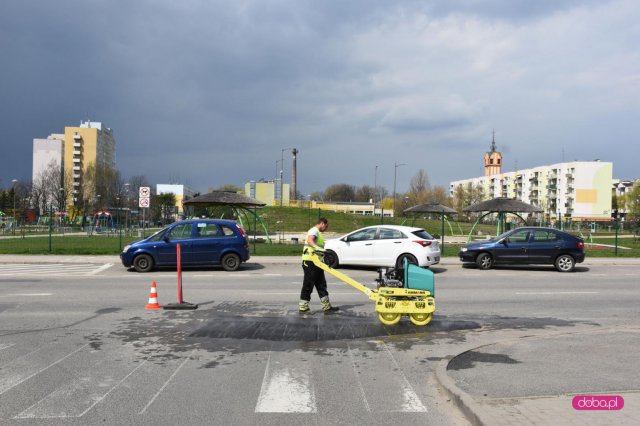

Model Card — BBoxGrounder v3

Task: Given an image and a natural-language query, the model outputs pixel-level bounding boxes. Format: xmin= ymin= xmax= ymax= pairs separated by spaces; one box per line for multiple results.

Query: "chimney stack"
xmin=292 ymin=148 xmax=298 ymax=200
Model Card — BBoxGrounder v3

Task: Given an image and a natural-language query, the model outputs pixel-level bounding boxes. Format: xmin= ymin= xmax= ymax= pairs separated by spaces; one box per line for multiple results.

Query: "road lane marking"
xmin=347 ymin=344 xmax=371 ymax=412
xmin=87 ymin=263 xmax=113 ymax=275
xmin=255 ymin=351 xmax=317 ymax=413
xmin=264 ymin=274 xmax=283 ymax=276
xmin=380 ymin=342 xmax=427 ymax=412
xmin=76 ymin=360 xmax=148 ymax=417
xmin=139 ymin=349 xmax=195 ymax=414
xmin=3 ymin=293 xmax=53 ymax=297
xmin=0 ymin=344 xmax=89 ymax=396
xmin=14 ymin=354 xmax=150 ymax=419
xmin=516 ymin=291 xmax=599 ymax=295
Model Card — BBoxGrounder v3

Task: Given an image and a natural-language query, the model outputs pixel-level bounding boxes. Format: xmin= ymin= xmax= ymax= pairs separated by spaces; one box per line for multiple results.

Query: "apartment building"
xmin=450 ymin=160 xmax=613 ymax=221
xmin=63 ymin=121 xmax=116 ymax=206
xmin=32 ymin=133 xmax=64 ymax=181
xmin=245 ymin=180 xmax=290 ymax=206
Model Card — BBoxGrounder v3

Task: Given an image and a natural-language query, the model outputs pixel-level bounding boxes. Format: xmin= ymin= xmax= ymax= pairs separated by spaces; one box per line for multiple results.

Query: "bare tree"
xmin=324 ymin=184 xmax=356 ymax=202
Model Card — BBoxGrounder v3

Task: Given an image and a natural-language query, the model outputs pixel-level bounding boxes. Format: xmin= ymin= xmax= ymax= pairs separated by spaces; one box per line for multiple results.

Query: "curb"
xmin=433 ymin=326 xmax=640 ymax=426
xmin=435 ymin=351 xmax=492 ymax=426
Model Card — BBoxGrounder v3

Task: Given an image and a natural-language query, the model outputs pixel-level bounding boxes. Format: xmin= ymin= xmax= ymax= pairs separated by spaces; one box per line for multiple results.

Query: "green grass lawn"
xmin=1 ymin=207 xmax=638 ymax=257
xmin=3 ymin=236 xmax=636 ymax=257
xmin=241 ymin=206 xmax=496 ymax=237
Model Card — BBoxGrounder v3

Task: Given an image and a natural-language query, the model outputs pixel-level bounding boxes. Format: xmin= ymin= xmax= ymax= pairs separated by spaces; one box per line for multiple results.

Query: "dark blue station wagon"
xmin=459 ymin=227 xmax=585 ymax=272
xmin=121 ymin=219 xmax=250 ymax=272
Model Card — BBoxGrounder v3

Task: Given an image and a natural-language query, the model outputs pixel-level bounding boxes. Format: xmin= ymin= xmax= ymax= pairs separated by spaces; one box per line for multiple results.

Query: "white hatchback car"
xmin=324 ymin=225 xmax=440 ymax=268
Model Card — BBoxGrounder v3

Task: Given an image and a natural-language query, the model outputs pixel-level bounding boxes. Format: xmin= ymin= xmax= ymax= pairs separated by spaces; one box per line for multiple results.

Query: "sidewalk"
xmin=0 ymin=254 xmax=640 ymax=267
xmin=436 ymin=327 xmax=640 ymax=425
xmin=0 ymin=254 xmax=639 ymax=266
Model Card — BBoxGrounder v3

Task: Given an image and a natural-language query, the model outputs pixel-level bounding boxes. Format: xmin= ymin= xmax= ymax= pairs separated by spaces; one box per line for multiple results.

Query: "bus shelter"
xmin=183 ymin=191 xmax=269 ymax=242
xmin=463 ymin=197 xmax=542 ymax=240
xmin=404 ymin=203 xmax=457 ymax=253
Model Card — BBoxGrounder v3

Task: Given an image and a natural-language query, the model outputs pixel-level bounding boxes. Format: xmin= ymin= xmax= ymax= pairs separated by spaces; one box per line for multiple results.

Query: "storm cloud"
xmin=1 ymin=0 xmax=638 ymax=194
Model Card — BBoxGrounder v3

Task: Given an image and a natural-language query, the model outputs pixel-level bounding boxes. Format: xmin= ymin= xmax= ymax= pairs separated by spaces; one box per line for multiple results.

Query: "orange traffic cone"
xmin=145 ymin=281 xmax=161 ymax=310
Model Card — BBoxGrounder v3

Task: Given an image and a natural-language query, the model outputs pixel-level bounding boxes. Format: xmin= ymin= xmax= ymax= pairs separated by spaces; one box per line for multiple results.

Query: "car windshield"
xmin=487 ymin=229 xmax=515 ymax=242
xmin=412 ymin=229 xmax=434 ymax=240
xmin=146 ymin=228 xmax=168 ymax=242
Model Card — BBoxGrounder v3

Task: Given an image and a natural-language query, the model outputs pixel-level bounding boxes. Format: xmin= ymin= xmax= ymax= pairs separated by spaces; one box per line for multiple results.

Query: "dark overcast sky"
xmin=1 ymin=0 xmax=638 ymax=194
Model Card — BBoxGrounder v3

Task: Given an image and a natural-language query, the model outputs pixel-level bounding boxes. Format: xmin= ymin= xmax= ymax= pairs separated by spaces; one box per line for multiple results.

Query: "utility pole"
xmin=374 ymin=165 xmax=378 ymax=209
xmin=11 ymin=179 xmax=18 ymax=235
xmin=393 ymin=163 xmax=406 ymax=217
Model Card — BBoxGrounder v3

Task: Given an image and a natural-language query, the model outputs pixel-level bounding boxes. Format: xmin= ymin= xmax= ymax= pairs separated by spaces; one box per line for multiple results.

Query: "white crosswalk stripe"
xmin=0 ymin=263 xmax=113 ymax=277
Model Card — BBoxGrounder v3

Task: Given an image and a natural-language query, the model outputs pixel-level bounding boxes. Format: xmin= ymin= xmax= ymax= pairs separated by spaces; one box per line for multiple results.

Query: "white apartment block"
xmin=450 ymin=161 xmax=613 ymax=221
xmin=32 ymin=134 xmax=64 ymax=183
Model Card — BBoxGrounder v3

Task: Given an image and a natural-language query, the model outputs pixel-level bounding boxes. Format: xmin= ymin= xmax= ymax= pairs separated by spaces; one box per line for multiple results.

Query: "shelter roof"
xmin=463 ymin=197 xmax=543 ymax=213
xmin=404 ymin=203 xmax=457 ymax=214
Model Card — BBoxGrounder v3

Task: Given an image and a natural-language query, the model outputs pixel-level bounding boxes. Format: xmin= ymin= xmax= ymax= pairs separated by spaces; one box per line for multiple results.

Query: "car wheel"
xmin=555 ymin=254 xmax=575 ymax=272
xmin=133 ymin=254 xmax=153 ymax=273
xmin=476 ymin=253 xmax=493 ymax=270
xmin=396 ymin=254 xmax=418 ymax=269
xmin=324 ymin=250 xmax=339 ymax=268
xmin=221 ymin=253 xmax=241 ymax=271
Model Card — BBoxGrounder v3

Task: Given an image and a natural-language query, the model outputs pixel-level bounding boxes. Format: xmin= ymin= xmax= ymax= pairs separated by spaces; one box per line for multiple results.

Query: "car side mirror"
xmin=162 ymin=235 xmax=170 ymax=242
xmin=500 ymin=239 xmax=507 ymax=245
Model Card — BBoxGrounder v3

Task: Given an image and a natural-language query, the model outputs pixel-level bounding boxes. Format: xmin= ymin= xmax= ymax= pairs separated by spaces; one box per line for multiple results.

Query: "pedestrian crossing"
xmin=0 ymin=263 xmax=113 ymax=277
xmin=0 ymin=338 xmax=433 ymax=421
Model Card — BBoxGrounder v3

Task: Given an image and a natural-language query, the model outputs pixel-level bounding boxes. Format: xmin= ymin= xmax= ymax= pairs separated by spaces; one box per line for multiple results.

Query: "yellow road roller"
xmin=310 ymin=251 xmax=436 ymax=326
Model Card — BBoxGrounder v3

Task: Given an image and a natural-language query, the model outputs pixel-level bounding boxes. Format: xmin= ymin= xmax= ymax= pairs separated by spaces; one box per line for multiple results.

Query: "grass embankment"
xmin=0 ymin=207 xmax=637 ymax=257
xmin=244 ymin=206 xmax=495 ymax=236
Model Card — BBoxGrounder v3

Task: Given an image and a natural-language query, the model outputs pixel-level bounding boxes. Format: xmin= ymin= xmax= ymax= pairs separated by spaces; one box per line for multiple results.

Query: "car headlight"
xmin=123 ymin=245 xmax=131 ymax=253
xmin=461 ymin=247 xmax=468 ymax=252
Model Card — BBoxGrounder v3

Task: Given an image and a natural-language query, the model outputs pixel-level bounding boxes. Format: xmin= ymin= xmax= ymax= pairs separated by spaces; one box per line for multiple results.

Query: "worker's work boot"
xmin=299 ymin=301 xmax=312 ymax=314
xmin=320 ymin=297 xmax=339 ymax=314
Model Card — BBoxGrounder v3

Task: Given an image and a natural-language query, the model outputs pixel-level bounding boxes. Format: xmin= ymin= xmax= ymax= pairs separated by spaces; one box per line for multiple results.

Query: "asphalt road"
xmin=0 ymin=259 xmax=638 ymax=425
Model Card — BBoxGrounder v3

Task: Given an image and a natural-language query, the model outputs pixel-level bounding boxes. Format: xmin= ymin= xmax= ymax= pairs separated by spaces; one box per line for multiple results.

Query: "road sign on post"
xmin=139 ymin=187 xmax=151 ymax=237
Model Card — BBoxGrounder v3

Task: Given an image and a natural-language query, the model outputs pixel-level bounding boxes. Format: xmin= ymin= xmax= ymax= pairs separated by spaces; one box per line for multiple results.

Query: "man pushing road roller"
xmin=299 ymin=218 xmax=340 ymax=314
xmin=298 ymin=218 xmax=436 ymax=326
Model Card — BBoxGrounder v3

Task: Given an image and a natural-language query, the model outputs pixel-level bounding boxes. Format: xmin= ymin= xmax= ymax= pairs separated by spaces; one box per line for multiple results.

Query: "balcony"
xmin=73 ymin=133 xmax=81 ymax=140
xmin=73 ymin=166 xmax=81 ymax=171
xmin=73 ymin=174 xmax=81 ymax=179
xmin=73 ymin=182 xmax=80 ymax=187
xmin=73 ymin=159 xmax=81 ymax=163
xmin=73 ymin=150 xmax=81 ymax=155
xmin=73 ymin=142 xmax=81 ymax=148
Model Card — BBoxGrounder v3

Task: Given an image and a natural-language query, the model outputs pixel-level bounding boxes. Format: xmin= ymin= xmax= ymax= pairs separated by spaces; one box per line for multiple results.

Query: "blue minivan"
xmin=121 ymin=219 xmax=250 ymax=272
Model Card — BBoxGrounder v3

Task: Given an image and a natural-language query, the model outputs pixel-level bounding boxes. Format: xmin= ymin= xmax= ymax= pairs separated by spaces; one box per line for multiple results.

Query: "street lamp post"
xmin=59 ymin=188 xmax=64 ymax=234
xmin=124 ymin=183 xmax=130 ymax=233
xmin=116 ymin=196 xmax=122 ymax=251
xmin=614 ymin=209 xmax=619 ymax=256
xmin=374 ymin=165 xmax=378 ymax=212
xmin=11 ymin=179 xmax=18 ymax=235
xmin=393 ymin=163 xmax=406 ymax=218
